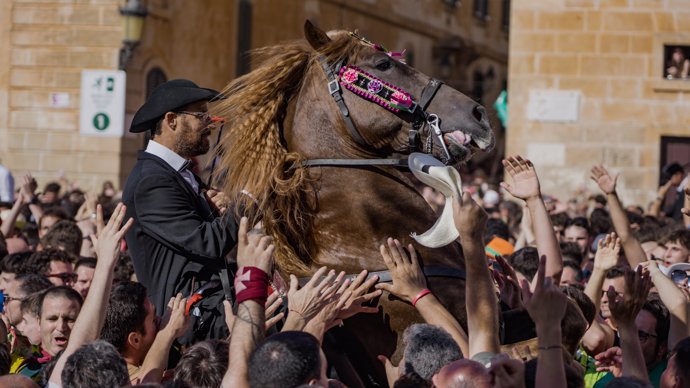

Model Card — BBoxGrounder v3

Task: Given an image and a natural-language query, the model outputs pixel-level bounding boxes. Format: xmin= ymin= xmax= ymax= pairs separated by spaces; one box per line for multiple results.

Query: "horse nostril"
xmin=472 ymin=105 xmax=485 ymax=122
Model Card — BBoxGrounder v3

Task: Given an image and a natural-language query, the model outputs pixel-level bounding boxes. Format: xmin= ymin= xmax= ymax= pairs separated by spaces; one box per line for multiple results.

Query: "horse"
xmin=214 ymin=21 xmax=495 ymax=387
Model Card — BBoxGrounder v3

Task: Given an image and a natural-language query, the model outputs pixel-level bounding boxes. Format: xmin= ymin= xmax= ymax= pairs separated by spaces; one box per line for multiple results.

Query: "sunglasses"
xmin=47 ymin=272 xmax=78 ymax=284
xmin=671 ymin=269 xmax=690 ymax=286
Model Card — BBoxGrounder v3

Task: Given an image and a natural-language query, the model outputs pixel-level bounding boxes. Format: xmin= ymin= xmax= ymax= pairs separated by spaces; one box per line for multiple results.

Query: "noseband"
xmin=301 ymin=55 xmax=448 ymax=169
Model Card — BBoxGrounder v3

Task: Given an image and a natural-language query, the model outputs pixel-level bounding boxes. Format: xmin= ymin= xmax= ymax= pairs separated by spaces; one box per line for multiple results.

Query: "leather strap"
xmin=298 ymin=265 xmax=466 ymax=287
xmin=302 ymin=158 xmax=409 ymax=168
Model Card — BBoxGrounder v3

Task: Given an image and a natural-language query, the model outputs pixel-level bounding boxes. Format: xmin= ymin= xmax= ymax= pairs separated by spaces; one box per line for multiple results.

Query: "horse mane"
xmin=214 ymin=31 xmax=363 ymax=275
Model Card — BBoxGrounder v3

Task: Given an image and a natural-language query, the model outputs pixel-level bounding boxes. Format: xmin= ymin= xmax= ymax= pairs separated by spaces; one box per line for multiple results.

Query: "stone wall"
xmin=507 ymin=0 xmax=690 ymax=207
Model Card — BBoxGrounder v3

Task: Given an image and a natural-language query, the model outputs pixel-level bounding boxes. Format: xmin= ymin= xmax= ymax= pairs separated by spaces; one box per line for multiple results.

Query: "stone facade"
xmin=508 ymin=0 xmax=690 ymax=207
xmin=0 ymin=0 xmax=508 ymax=193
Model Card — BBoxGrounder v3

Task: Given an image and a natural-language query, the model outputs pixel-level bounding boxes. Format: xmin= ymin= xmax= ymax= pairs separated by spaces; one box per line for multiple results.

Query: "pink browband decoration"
xmin=338 ymin=65 xmax=417 ymax=114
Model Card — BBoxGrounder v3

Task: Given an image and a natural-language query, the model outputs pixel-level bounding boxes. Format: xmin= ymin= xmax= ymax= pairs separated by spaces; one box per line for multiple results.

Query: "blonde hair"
xmin=213 ymin=33 xmax=364 ymax=275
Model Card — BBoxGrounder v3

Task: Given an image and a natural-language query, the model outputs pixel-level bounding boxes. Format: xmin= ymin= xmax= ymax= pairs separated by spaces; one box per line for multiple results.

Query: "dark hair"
xmin=561 ymin=298 xmax=589 ymax=355
xmin=402 ymin=324 xmax=462 ymax=382
xmin=605 ymin=265 xmax=626 ymax=280
xmin=248 ymin=331 xmax=322 ymax=388
xmin=100 ymin=281 xmax=149 ymax=352
xmin=642 ymin=295 xmax=670 ymax=347
xmin=635 ymin=218 xmax=661 ymax=244
xmin=604 ymin=376 xmax=653 ymax=388
xmin=114 ymin=252 xmax=135 ymax=283
xmin=561 ymin=285 xmax=596 ymax=326
xmin=561 ymin=242 xmax=584 ymax=266
xmin=173 ymin=340 xmax=229 ymax=388
xmin=16 ymin=274 xmax=53 ymax=296
xmin=663 ymin=229 xmax=690 ymax=251
xmin=565 ymin=217 xmax=591 ymax=236
xmin=61 ymin=341 xmax=129 ymax=388
xmin=485 ymin=218 xmax=511 ymax=243
xmin=393 ymin=372 xmax=432 ymax=388
xmin=0 ymin=252 xmax=32 ymax=274
xmin=591 ymin=194 xmax=607 ymax=206
xmin=550 ymin=212 xmax=571 ymax=229
xmin=21 ymin=291 xmax=46 ymax=317
xmin=38 ymin=207 xmax=69 ymax=229
xmin=590 ymin=208 xmax=613 ymax=236
xmin=75 ymin=257 xmax=97 ymax=270
xmin=43 ymin=182 xmax=61 ymax=194
xmin=562 ymin=261 xmax=584 ymax=284
xmin=663 ymin=162 xmax=684 ymax=178
xmin=26 ymin=248 xmax=75 ymax=276
xmin=0 ymin=342 xmax=9 ymax=376
xmin=40 ymin=220 xmax=82 ymax=256
xmin=38 ymin=286 xmax=83 ymax=317
xmin=671 ymin=337 xmax=690 ymax=384
xmin=524 ymin=358 xmax=584 ymax=388
xmin=626 ymin=211 xmax=644 ymax=228
xmin=509 ymin=247 xmax=540 ymax=281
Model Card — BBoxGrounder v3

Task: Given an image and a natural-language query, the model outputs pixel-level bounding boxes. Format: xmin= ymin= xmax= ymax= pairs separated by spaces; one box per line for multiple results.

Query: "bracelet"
xmin=412 ymin=289 xmax=432 ymax=306
xmin=234 ymin=266 xmax=269 ymax=305
xmin=537 ymin=344 xmax=563 ymax=351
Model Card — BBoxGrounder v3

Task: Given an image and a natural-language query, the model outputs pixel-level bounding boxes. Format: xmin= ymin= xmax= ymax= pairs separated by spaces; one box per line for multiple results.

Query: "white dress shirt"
xmin=145 ymin=140 xmax=199 ymax=194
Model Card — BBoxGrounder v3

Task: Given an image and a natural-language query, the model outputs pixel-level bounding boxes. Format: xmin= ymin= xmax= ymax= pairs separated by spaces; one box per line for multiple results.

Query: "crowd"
xmin=0 ymin=78 xmax=689 ymax=388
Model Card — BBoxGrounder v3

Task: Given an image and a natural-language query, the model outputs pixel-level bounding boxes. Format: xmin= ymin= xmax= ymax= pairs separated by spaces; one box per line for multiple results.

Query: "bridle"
xmin=300 ymin=50 xmax=450 ymax=169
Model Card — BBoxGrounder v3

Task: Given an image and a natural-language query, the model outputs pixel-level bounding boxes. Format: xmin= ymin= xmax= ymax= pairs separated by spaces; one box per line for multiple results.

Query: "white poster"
xmin=80 ymin=70 xmax=126 ymax=137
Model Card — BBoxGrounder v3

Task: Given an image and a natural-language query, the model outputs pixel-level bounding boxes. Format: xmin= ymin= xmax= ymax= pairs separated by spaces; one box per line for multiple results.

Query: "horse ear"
xmin=304 ymin=20 xmax=331 ymax=51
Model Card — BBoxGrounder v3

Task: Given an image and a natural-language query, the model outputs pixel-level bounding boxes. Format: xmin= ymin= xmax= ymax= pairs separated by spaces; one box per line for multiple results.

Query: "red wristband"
xmin=412 ymin=289 xmax=432 ymax=306
xmin=235 ymin=266 xmax=269 ymax=305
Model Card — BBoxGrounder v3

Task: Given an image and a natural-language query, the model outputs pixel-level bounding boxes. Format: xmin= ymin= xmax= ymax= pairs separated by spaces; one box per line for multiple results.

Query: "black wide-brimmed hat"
xmin=129 ymin=79 xmax=225 ymax=133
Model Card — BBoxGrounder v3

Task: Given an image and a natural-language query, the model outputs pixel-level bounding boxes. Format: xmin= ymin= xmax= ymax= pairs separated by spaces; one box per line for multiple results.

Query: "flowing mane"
xmin=213 ymin=32 xmax=363 ymax=275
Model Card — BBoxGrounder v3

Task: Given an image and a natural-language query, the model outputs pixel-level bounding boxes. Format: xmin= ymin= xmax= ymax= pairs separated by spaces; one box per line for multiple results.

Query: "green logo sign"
xmin=93 ymin=113 xmax=110 ymax=131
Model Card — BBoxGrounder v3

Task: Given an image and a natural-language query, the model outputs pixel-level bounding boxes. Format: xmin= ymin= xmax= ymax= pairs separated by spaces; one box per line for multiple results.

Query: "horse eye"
xmin=375 ymin=60 xmax=392 ymax=71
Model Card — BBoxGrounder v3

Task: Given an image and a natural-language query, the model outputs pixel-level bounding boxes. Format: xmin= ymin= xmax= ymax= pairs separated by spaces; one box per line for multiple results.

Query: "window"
xmin=145 ymin=68 xmax=167 ymax=100
xmin=659 ymin=136 xmax=690 ymax=185
xmin=502 ymin=0 xmax=510 ymax=31
xmin=474 ymin=0 xmax=489 ymax=21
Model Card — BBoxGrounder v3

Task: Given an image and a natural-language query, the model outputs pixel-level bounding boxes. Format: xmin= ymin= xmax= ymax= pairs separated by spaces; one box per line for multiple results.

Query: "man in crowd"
xmin=25 ymin=249 xmax=76 ymax=287
xmin=72 ymin=257 xmax=96 ymax=299
xmin=123 ymin=79 xmax=237 ymax=343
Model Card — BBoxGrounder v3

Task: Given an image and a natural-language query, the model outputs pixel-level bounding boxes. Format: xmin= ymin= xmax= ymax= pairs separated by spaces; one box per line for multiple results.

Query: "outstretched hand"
xmin=237 ymin=217 xmax=274 ymax=274
xmin=335 ymin=270 xmax=382 ymax=321
xmin=521 ymin=256 xmax=568 ymax=327
xmin=607 ymin=266 xmax=651 ymax=327
xmin=594 ymin=346 xmax=623 ymax=377
xmin=452 ymin=191 xmax=488 ymax=240
xmin=590 ymin=165 xmax=618 ymax=195
xmin=501 ymin=155 xmax=541 ymax=201
xmin=287 ymin=267 xmax=346 ymax=325
xmin=92 ymin=203 xmax=133 ymax=264
xmin=593 ymin=233 xmax=621 ymax=272
xmin=375 ymin=238 xmax=426 ymax=304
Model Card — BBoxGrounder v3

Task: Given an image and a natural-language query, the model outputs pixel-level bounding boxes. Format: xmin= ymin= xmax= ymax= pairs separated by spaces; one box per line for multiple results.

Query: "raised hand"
xmin=501 ymin=155 xmax=541 ymax=201
xmin=493 ymin=255 xmax=523 ymax=310
xmin=590 ymin=164 xmax=618 ymax=195
xmin=520 ymin=256 xmax=568 ymax=327
xmin=607 ymin=266 xmax=651 ymax=327
xmin=237 ymin=217 xmax=274 ymax=273
xmin=452 ymin=191 xmax=488 ymax=240
xmin=20 ymin=173 xmax=38 ymax=199
xmin=264 ymin=292 xmax=285 ymax=330
xmin=335 ymin=270 xmax=382 ymax=321
xmin=594 ymin=346 xmax=623 ymax=377
xmin=205 ymin=189 xmax=229 ymax=215
xmin=93 ymin=203 xmax=133 ymax=263
xmin=287 ymin=267 xmax=346 ymax=325
xmin=374 ymin=238 xmax=427 ymax=303
xmin=593 ymin=233 xmax=621 ymax=272
xmin=682 ymin=186 xmax=690 ymax=217
xmin=160 ymin=293 xmax=190 ymax=339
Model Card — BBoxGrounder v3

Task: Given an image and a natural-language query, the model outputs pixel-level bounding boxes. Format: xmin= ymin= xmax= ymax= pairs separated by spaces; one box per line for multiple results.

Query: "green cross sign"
xmin=92 ymin=113 xmax=110 ymax=131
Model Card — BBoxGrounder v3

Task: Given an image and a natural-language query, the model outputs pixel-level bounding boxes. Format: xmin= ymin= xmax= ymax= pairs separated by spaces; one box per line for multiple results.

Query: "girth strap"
xmin=298 ymin=265 xmax=466 ymax=287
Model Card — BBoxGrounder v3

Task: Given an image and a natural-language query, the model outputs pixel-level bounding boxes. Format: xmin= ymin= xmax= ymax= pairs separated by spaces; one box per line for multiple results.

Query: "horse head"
xmin=291 ymin=21 xmax=495 ymax=165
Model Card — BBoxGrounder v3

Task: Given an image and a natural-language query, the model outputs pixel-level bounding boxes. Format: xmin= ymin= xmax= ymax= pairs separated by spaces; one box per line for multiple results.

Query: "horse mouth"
xmin=440 ymin=129 xmax=490 ymax=163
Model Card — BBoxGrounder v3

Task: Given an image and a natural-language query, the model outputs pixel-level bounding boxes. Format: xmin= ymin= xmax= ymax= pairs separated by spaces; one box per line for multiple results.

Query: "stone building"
xmin=507 ymin=0 xmax=690 ymax=207
xmin=0 ymin=0 xmax=508 ymax=193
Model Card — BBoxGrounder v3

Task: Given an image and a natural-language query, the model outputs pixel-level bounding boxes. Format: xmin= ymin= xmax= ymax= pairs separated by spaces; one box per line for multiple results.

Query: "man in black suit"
xmin=122 ymin=79 xmax=236 ymax=342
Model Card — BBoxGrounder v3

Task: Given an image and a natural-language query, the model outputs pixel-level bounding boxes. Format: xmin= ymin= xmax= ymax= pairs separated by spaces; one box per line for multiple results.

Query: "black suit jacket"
xmin=123 ymin=151 xmax=237 ymax=339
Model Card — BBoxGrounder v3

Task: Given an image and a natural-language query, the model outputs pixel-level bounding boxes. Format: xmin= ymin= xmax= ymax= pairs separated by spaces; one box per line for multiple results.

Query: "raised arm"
xmin=453 ymin=191 xmax=500 ymax=357
xmin=1 ymin=192 xmax=27 ymax=237
xmin=50 ymin=203 xmax=134 ymax=385
xmin=590 ymin=165 xmax=646 ymax=266
xmin=502 ymin=156 xmax=563 ymax=283
xmin=375 ymin=238 xmax=469 ymax=357
xmin=222 ymin=217 xmax=273 ymax=388
xmin=646 ymin=261 xmax=689 ymax=349
xmin=607 ymin=266 xmax=652 ymax=382
xmin=521 ymin=256 xmax=568 ymax=388
xmin=682 ymin=186 xmax=690 ymax=228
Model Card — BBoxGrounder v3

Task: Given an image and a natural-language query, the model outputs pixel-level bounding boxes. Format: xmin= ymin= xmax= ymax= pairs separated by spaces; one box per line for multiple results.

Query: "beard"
xmin=175 ymin=122 xmax=210 ymax=157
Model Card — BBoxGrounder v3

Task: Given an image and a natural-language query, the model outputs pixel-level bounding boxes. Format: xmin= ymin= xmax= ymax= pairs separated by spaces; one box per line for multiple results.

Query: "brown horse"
xmin=214 ymin=22 xmax=494 ymax=387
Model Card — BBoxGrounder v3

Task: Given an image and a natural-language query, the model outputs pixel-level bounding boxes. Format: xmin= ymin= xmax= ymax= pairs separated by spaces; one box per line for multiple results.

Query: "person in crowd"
xmin=122 ymin=79 xmax=237 ymax=343
xmin=25 ymin=249 xmax=75 ymax=287
xmin=37 ymin=208 xmax=69 ymax=239
xmin=72 ymin=257 xmax=95 ymax=299
xmin=38 ymin=220 xmax=82 ymax=257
